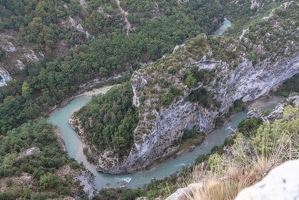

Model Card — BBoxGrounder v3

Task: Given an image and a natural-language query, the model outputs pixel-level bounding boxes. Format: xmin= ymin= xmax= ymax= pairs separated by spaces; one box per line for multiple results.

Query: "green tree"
xmin=21 ymin=81 xmax=33 ymax=99
xmin=39 ymin=173 xmax=60 ymax=189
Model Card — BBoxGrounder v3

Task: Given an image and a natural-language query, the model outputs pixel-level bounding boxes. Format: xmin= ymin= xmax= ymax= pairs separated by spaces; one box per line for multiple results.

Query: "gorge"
xmin=1 ymin=0 xmax=299 ymax=199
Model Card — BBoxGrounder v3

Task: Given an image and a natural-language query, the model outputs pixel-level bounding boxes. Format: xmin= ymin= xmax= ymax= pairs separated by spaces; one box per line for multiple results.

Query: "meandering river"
xmin=47 ymin=91 xmax=284 ymax=189
xmin=47 ymin=18 xmax=280 ymax=190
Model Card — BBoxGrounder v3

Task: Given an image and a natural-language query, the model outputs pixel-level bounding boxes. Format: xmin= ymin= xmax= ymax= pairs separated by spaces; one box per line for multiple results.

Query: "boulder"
xmin=236 ymin=160 xmax=299 ymax=200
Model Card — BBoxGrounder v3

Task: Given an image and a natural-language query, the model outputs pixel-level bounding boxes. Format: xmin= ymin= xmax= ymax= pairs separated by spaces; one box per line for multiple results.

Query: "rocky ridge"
xmin=94 ymin=1 xmax=299 ymax=174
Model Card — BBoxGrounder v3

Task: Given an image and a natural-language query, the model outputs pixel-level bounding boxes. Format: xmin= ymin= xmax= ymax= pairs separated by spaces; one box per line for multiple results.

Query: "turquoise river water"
xmin=214 ymin=17 xmax=231 ymax=36
xmin=47 ymin=95 xmax=284 ymax=189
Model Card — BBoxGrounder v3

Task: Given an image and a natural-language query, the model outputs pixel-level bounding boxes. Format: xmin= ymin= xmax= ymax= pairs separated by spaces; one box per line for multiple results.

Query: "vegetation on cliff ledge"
xmin=74 ymin=82 xmax=138 ymax=161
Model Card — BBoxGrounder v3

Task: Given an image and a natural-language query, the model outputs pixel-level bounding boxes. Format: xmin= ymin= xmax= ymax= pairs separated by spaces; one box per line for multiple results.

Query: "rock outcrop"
xmin=0 ymin=68 xmax=11 ymax=87
xmin=74 ymin=172 xmax=98 ymax=199
xmin=165 ymin=183 xmax=203 ymax=200
xmin=112 ymin=55 xmax=299 ymax=174
xmin=235 ymin=160 xmax=299 ymax=200
xmin=17 ymin=147 xmax=41 ymax=160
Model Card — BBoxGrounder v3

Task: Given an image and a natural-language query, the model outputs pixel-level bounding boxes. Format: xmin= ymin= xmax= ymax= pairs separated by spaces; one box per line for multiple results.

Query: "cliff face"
xmin=96 ymin=1 xmax=299 ymax=173
xmin=103 ymin=55 xmax=299 ymax=174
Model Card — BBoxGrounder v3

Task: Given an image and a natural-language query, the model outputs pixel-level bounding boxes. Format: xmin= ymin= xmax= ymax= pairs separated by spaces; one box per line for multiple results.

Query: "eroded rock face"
xmin=0 ymin=33 xmax=45 ymax=87
xmin=74 ymin=172 xmax=97 ymax=199
xmin=99 ymin=53 xmax=299 ymax=174
xmin=235 ymin=160 xmax=299 ymax=200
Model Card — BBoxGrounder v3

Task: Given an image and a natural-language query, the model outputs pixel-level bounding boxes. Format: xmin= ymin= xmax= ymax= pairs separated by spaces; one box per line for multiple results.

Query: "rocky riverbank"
xmin=74 ymin=172 xmax=98 ymax=199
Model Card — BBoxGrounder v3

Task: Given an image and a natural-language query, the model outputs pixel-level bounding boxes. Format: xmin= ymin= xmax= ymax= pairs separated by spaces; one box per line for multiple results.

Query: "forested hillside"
xmin=70 ymin=83 xmax=138 ymax=164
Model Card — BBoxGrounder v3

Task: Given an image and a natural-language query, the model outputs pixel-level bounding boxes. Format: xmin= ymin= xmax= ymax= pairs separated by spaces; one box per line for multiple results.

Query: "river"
xmin=47 ymin=93 xmax=284 ymax=189
xmin=214 ymin=17 xmax=231 ymax=36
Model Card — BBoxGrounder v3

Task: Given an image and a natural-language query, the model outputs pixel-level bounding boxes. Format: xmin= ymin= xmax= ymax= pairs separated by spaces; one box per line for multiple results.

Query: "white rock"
xmin=97 ymin=7 xmax=103 ymax=13
xmin=76 ymin=24 xmax=85 ymax=32
xmin=17 ymin=147 xmax=41 ymax=159
xmin=74 ymin=173 xmax=97 ymax=199
xmin=1 ymin=41 xmax=16 ymax=52
xmin=166 ymin=183 xmax=203 ymax=200
xmin=236 ymin=160 xmax=299 ymax=200
xmin=173 ymin=44 xmax=185 ymax=53
xmin=0 ymin=68 xmax=12 ymax=87
xmin=23 ymin=50 xmax=40 ymax=62
xmin=16 ymin=60 xmax=25 ymax=69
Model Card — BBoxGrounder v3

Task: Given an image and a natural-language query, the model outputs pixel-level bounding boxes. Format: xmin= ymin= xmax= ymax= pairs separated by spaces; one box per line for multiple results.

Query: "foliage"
xmin=39 ymin=173 xmax=60 ymax=189
xmin=275 ymin=74 xmax=299 ymax=97
xmin=237 ymin=117 xmax=263 ymax=138
xmin=182 ymin=130 xmax=202 ymax=141
xmin=76 ymin=82 xmax=138 ymax=158
xmin=98 ymin=188 xmax=146 ymax=200
xmin=188 ymin=88 xmax=210 ymax=108
xmin=183 ymin=67 xmax=215 ymax=89
xmin=0 ymin=0 xmax=87 ymax=57
xmin=0 ymin=120 xmax=84 ymax=198
xmin=161 ymin=86 xmax=183 ymax=106
xmin=227 ymin=98 xmax=244 ymax=115
xmin=4 ymin=179 xmax=13 ymax=187
xmin=208 ymin=153 xmax=223 ymax=173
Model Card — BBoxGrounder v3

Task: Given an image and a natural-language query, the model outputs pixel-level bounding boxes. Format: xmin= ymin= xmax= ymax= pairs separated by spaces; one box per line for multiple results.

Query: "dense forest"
xmin=73 ymin=82 xmax=138 ymax=161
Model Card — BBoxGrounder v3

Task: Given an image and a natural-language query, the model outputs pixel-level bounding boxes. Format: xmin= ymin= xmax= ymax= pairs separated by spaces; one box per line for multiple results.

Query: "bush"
xmin=39 ymin=173 xmax=60 ymax=189
xmin=237 ymin=117 xmax=263 ymax=138
xmin=5 ymin=178 xmax=13 ymax=187
xmin=189 ymin=88 xmax=210 ymax=108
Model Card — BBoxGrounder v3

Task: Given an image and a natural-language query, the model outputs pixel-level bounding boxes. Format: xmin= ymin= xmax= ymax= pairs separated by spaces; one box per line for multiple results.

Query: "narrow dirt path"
xmin=116 ymin=0 xmax=131 ymax=35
